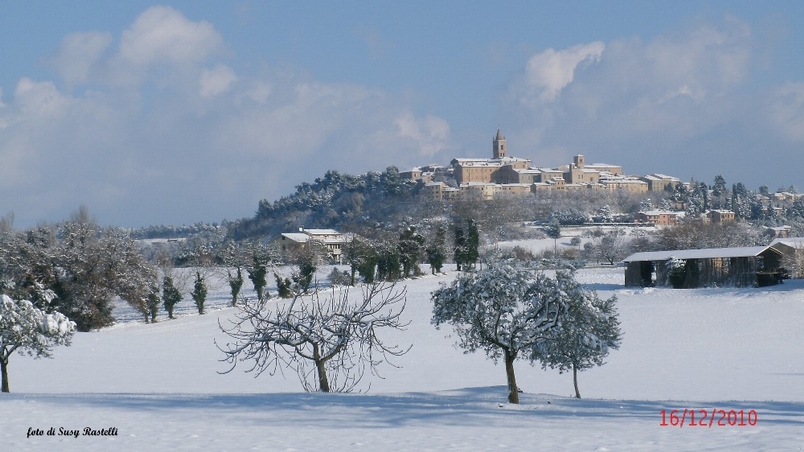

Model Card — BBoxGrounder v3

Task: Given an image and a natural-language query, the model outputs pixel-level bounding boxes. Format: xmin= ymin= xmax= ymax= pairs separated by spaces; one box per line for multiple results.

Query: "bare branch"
xmin=217 ymin=281 xmax=410 ymax=393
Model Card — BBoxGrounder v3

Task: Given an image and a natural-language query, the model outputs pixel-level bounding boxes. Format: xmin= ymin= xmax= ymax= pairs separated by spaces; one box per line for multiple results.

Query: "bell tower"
xmin=493 ymin=129 xmax=506 ymax=159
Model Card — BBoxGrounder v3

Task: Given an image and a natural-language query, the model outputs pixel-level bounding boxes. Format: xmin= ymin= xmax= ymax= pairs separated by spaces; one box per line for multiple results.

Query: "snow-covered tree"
xmin=291 ymin=249 xmax=317 ymax=294
xmin=218 ymin=282 xmax=410 ymax=393
xmin=162 ymin=276 xmax=182 ymax=319
xmin=146 ymin=287 xmax=160 ymax=323
xmin=0 ymin=211 xmax=157 ymax=331
xmin=398 ymin=226 xmax=425 ymax=278
xmin=191 ymin=272 xmax=207 ymax=315
xmin=425 ymin=224 xmax=447 ymax=274
xmin=453 ymin=218 xmax=479 ymax=271
xmin=0 ymin=295 xmax=75 ymax=392
xmin=247 ymin=255 xmax=268 ymax=301
xmin=431 ymin=263 xmax=566 ymax=404
xmin=534 ymin=271 xmax=621 ymax=398
xmin=228 ymin=267 xmax=244 ymax=307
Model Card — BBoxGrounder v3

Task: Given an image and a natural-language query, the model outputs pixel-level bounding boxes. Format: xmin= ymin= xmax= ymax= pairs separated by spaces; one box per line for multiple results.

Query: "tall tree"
xmin=426 ymin=225 xmax=447 ymax=274
xmin=162 ymin=276 xmax=182 ymax=319
xmin=191 ymin=272 xmax=208 ymax=315
xmin=247 ymin=255 xmax=268 ymax=301
xmin=398 ymin=226 xmax=424 ymax=278
xmin=453 ymin=219 xmax=479 ymax=271
xmin=228 ymin=267 xmax=244 ymax=307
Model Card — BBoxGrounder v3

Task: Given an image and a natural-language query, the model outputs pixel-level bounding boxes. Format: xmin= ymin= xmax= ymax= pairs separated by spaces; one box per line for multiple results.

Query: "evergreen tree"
xmin=292 ymin=251 xmax=317 ymax=294
xmin=228 ymin=267 xmax=244 ymax=307
xmin=398 ymin=226 xmax=425 ymax=278
xmin=275 ymin=272 xmax=293 ymax=298
xmin=355 ymin=242 xmax=379 ymax=284
xmin=162 ymin=276 xmax=182 ymax=319
xmin=247 ymin=256 xmax=268 ymax=301
xmin=376 ymin=242 xmax=401 ymax=282
xmin=146 ymin=287 xmax=160 ymax=323
xmin=191 ymin=272 xmax=207 ymax=315
xmin=453 ymin=219 xmax=479 ymax=271
xmin=426 ymin=225 xmax=447 ymax=274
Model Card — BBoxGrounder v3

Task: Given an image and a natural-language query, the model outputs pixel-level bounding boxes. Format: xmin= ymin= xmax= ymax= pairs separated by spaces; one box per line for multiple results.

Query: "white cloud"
xmin=14 ymin=78 xmax=70 ymax=117
xmin=118 ymin=6 xmax=222 ymax=67
xmin=394 ymin=112 xmax=451 ymax=158
xmin=522 ymin=42 xmax=605 ymax=103
xmin=50 ymin=31 xmax=113 ymax=86
xmin=509 ymin=18 xmax=756 ymax=151
xmin=766 ymin=82 xmax=804 ymax=142
xmin=199 ymin=64 xmax=237 ymax=97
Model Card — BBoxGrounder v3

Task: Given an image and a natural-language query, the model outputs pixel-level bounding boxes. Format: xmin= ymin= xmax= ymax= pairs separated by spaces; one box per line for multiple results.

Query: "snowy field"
xmin=4 ymin=262 xmax=804 ymax=451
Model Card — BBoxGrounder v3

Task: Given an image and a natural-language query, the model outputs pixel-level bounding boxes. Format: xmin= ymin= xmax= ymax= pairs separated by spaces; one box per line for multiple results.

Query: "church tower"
xmin=493 ymin=129 xmax=506 ymax=159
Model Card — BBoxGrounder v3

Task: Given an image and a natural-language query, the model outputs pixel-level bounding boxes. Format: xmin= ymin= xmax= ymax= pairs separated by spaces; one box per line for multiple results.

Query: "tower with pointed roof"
xmin=493 ymin=129 xmax=506 ymax=159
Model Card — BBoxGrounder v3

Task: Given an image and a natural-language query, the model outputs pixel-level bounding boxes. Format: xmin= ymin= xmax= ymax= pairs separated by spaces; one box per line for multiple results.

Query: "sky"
xmin=2 ymin=1 xmax=804 ymax=228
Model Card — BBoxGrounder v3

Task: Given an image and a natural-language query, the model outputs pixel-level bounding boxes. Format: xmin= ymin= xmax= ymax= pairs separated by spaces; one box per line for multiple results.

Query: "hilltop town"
xmin=398 ymin=129 xmax=801 ymax=228
xmin=405 ymin=129 xmax=678 ymax=201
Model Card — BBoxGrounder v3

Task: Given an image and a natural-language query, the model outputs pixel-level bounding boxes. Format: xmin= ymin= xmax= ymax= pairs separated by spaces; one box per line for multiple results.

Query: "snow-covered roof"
xmin=770 ymin=237 xmax=804 ymax=248
xmin=623 ymin=246 xmax=778 ymax=263
xmin=281 ymin=233 xmax=310 ymax=243
xmin=303 ymin=228 xmax=340 ymax=236
xmin=638 ymin=210 xmax=680 ymax=216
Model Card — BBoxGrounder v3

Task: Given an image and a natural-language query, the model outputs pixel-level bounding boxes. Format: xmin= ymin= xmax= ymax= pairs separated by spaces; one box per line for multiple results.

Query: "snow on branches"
xmin=217 ymin=282 xmax=411 ymax=393
xmin=534 ymin=271 xmax=621 ymax=398
xmin=0 ymin=295 xmax=76 ymax=392
xmin=431 ymin=262 xmax=622 ymax=403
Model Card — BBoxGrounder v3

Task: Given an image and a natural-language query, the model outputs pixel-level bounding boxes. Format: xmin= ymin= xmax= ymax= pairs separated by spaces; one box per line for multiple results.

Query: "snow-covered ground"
xmin=4 ymin=264 xmax=804 ymax=451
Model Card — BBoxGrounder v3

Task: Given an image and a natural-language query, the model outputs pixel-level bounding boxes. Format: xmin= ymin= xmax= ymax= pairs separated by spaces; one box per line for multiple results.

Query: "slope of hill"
xmin=5 ymin=266 xmax=804 ymax=450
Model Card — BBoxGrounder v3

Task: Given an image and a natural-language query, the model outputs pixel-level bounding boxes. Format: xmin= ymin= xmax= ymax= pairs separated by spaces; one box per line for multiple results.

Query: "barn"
xmin=622 ymin=245 xmax=785 ymax=288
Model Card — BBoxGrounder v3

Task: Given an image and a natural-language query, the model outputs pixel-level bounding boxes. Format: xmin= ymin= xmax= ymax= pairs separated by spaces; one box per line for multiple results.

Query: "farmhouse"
xmin=276 ymin=228 xmax=350 ymax=263
xmin=623 ymin=245 xmax=785 ymax=288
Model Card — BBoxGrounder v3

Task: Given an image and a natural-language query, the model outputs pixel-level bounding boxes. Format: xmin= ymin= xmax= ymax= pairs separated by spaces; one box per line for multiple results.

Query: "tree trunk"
xmin=313 ymin=344 xmax=330 ymax=392
xmin=504 ymin=350 xmax=519 ymax=404
xmin=1 ymin=359 xmax=9 ymax=393
xmin=573 ymin=364 xmax=581 ymax=399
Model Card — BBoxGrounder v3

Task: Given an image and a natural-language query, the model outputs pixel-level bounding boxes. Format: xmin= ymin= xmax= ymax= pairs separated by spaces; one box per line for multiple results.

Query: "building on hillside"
xmin=562 ymin=155 xmax=602 ymax=184
xmin=622 ymin=245 xmax=785 ymax=288
xmin=495 ymin=165 xmax=543 ymax=184
xmin=766 ymin=226 xmax=792 ymax=239
xmin=599 ymin=175 xmax=649 ymax=193
xmin=534 ymin=168 xmax=564 ymax=183
xmin=634 ymin=210 xmax=682 ymax=226
xmin=707 ymin=210 xmax=736 ymax=223
xmin=276 ymin=228 xmax=350 ymax=263
xmin=640 ymin=174 xmax=680 ymax=192
xmin=459 ymin=182 xmax=498 ymax=200
xmin=450 ymin=130 xmax=531 ymax=184
xmin=421 ymin=181 xmax=460 ymax=200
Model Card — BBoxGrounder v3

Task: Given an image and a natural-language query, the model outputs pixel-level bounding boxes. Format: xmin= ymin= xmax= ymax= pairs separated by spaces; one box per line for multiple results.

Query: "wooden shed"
xmin=622 ymin=246 xmax=784 ymax=288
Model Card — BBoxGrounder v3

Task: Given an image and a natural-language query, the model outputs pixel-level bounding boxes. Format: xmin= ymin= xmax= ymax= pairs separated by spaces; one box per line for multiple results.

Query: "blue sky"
xmin=2 ymin=1 xmax=804 ymax=228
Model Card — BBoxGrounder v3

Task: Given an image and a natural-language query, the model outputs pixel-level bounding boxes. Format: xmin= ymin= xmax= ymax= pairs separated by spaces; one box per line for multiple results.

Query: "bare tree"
xmin=217 ymin=282 xmax=411 ymax=393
